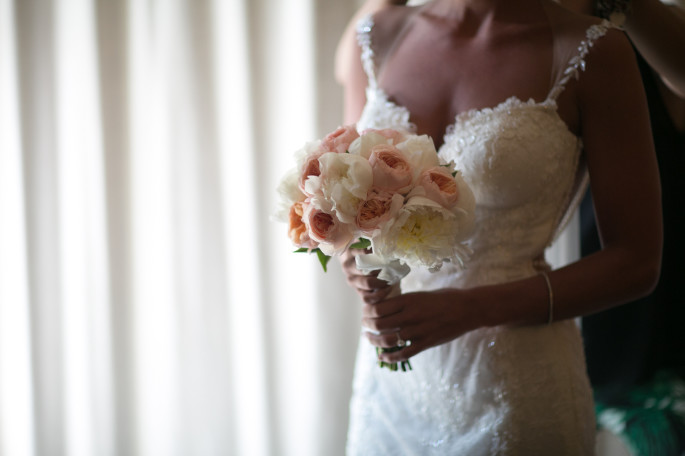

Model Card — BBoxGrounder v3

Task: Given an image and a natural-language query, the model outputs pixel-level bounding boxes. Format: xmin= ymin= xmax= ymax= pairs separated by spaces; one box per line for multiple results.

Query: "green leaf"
xmin=349 ymin=238 xmax=371 ymax=250
xmin=316 ymin=249 xmax=331 ymax=272
xmin=440 ymin=163 xmax=459 ymax=178
xmin=293 ymin=247 xmax=331 ymax=272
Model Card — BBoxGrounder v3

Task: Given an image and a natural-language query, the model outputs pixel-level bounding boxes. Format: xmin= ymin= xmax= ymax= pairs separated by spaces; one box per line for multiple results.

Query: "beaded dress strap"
xmin=356 ymin=14 xmax=378 ymax=90
xmin=547 ymin=19 xmax=616 ymax=101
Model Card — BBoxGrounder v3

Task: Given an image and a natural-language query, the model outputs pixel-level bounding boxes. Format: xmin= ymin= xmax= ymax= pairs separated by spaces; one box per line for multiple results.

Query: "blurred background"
xmin=0 ymin=0 xmax=365 ymax=455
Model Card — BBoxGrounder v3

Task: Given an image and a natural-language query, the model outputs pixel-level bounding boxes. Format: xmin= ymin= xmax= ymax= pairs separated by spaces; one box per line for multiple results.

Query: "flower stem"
xmin=376 ymin=346 xmax=412 ymax=372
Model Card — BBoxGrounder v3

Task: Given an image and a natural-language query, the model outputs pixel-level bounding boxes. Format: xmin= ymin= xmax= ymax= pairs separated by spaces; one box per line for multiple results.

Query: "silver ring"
xmin=396 ymin=332 xmax=406 ymax=348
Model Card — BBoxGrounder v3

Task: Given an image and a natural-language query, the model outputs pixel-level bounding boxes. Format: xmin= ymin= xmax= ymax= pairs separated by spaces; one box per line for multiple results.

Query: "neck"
xmin=558 ymin=0 xmax=594 ymax=15
xmin=421 ymin=0 xmax=544 ymax=24
xmin=424 ymin=0 xmax=499 ymax=16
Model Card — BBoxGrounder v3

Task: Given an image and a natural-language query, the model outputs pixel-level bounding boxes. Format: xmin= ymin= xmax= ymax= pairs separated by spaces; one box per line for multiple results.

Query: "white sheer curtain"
xmin=0 ymin=0 xmax=362 ymax=455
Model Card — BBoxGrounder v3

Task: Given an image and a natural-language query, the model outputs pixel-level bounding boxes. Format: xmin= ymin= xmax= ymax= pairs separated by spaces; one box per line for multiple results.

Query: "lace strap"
xmin=547 ymin=19 xmax=616 ymax=101
xmin=356 ymin=14 xmax=378 ymax=90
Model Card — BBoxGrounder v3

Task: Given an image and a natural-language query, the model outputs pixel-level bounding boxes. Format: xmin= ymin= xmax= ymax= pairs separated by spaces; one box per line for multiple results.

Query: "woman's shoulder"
xmin=366 ymin=5 xmax=418 ymax=57
xmin=335 ymin=2 xmax=416 ymax=85
xmin=542 ymin=1 xmax=625 ymax=48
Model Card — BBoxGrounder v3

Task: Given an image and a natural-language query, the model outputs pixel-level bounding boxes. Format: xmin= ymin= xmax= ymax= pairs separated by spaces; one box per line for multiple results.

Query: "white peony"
xmin=274 ymin=167 xmax=306 ymax=222
xmin=348 ymin=131 xmax=392 ymax=159
xmin=372 ymin=196 xmax=472 ymax=271
xmin=355 ymin=254 xmax=411 ymax=285
xmin=395 ymin=135 xmax=441 ymax=179
xmin=293 ymin=139 xmax=322 ymax=169
xmin=305 ymin=152 xmax=373 ymax=224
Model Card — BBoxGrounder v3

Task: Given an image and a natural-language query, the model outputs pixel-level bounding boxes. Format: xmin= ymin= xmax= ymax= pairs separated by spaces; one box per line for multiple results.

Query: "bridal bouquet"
xmin=275 ymin=125 xmax=475 ymax=369
xmin=276 ymin=125 xmax=475 ymax=278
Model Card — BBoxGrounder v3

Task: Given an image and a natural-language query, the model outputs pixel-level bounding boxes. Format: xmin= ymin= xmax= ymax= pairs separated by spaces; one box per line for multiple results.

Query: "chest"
xmin=376 ymin=24 xmax=556 ymax=143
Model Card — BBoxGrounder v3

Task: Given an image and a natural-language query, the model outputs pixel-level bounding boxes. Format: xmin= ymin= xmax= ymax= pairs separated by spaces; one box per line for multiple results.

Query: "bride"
xmin=335 ymin=0 xmax=662 ymax=454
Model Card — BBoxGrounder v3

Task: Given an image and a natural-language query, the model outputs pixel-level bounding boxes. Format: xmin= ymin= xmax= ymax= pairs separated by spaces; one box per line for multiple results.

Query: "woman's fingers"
xmin=359 ymin=287 xmax=394 ymax=305
xmin=340 ymin=249 xmax=361 ymax=269
xmin=361 ymin=290 xmax=475 ymax=363
xmin=347 ymin=273 xmax=389 ymax=291
xmin=364 ymin=326 xmax=417 ymax=348
xmin=364 ymin=326 xmax=425 ymax=363
xmin=339 ymin=248 xmax=392 ymax=303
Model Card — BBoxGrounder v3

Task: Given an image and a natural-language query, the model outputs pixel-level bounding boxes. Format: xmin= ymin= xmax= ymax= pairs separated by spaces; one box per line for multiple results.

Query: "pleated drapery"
xmin=0 ymin=1 xmax=362 ymax=455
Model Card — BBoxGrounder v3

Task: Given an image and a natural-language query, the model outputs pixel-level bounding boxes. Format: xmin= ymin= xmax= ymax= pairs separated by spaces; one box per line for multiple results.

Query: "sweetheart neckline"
xmin=368 ymin=86 xmax=579 ymax=151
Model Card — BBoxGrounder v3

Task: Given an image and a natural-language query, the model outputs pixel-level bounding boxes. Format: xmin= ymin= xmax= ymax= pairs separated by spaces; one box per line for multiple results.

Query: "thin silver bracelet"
xmin=540 ymin=271 xmax=554 ymax=325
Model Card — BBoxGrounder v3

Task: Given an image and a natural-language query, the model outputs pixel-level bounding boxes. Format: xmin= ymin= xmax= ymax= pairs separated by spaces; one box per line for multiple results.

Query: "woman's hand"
xmin=339 ymin=248 xmax=398 ymax=304
xmin=361 ymin=288 xmax=480 ymax=364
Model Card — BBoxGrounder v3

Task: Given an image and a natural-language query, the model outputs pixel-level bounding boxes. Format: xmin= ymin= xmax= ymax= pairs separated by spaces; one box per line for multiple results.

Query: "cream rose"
xmin=368 ymin=144 xmax=413 ymax=192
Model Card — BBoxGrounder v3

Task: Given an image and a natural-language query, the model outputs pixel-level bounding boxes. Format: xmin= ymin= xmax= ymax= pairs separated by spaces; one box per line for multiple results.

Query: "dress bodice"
xmin=355 ymin=14 xmax=613 ymax=287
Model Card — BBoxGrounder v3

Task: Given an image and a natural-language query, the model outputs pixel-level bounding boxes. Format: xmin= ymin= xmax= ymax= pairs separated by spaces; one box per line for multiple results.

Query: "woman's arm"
xmin=335 ymin=0 xmax=409 ymax=124
xmin=560 ymin=0 xmax=685 ymax=97
xmin=624 ymin=0 xmax=685 ymax=96
xmin=363 ymin=29 xmax=663 ymax=364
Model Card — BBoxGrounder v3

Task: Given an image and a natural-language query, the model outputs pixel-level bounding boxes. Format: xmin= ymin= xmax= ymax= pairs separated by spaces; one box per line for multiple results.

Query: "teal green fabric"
xmin=595 ymin=371 xmax=685 ymax=456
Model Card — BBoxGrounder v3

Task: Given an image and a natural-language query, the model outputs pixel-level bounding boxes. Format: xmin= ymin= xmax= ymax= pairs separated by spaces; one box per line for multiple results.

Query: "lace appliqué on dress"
xmin=356 ymin=15 xmax=417 ymax=134
xmin=356 ymin=15 xmax=377 ymax=90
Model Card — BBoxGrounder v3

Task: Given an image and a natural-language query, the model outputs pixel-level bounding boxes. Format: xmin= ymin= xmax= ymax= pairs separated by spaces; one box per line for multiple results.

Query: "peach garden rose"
xmin=303 ymin=199 xmax=355 ymax=256
xmin=368 ymin=144 xmax=413 ymax=192
xmin=416 ymin=167 xmax=460 ymax=208
xmin=288 ymin=201 xmax=316 ymax=249
xmin=299 ymin=152 xmax=323 ymax=195
xmin=356 ymin=189 xmax=404 ymax=236
xmin=321 ymin=125 xmax=360 ymax=154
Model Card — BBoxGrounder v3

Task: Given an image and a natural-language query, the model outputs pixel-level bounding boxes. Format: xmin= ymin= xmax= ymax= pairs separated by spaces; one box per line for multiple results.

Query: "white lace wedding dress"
xmin=347 ymin=11 xmax=616 ymax=456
